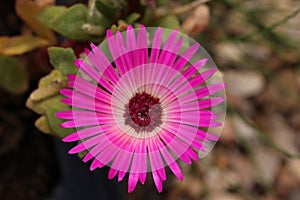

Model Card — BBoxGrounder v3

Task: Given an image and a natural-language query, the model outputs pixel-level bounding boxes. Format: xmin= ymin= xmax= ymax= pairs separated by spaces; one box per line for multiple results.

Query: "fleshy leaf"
xmin=35 ymin=116 xmax=52 ymax=134
xmin=95 ymin=0 xmax=122 ymax=19
xmin=48 ymin=47 xmax=78 ymax=75
xmin=87 ymin=0 xmax=112 ymax=27
xmin=15 ymin=0 xmax=56 ymax=44
xmin=26 ymin=69 xmax=68 ymax=114
xmin=38 ymin=4 xmax=97 ymax=41
xmin=37 ymin=5 xmax=67 ymax=22
xmin=125 ymin=13 xmax=141 ymax=24
xmin=46 ymin=103 xmax=75 ymax=138
xmin=38 ymin=69 xmax=67 ymax=88
xmin=26 ymin=67 xmax=73 ymax=138
xmin=0 ymin=36 xmax=49 ymax=56
xmin=0 ymin=55 xmax=28 ymax=94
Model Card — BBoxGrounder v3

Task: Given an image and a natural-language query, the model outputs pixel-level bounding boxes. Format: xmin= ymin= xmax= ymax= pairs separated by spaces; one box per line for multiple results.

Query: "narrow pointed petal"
xmin=181 ymin=58 xmax=208 ymax=79
xmin=137 ymin=24 xmax=148 ymax=65
xmin=150 ymin=27 xmax=162 ymax=64
xmin=90 ymin=159 xmax=104 ymax=171
xmin=139 ymin=172 xmax=147 ymax=184
xmin=172 ymin=43 xmax=200 ymax=71
xmin=90 ymin=43 xmax=120 ymax=84
xmin=128 ymin=173 xmax=139 ymax=193
xmin=118 ymin=171 xmax=127 ymax=182
xmin=83 ymin=152 xmax=94 ymax=163
xmin=108 ymin=168 xmax=118 ymax=179
xmin=152 ymin=171 xmax=163 ymax=193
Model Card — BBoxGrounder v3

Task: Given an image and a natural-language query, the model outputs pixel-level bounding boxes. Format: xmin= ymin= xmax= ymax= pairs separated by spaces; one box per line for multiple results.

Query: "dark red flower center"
xmin=124 ymin=92 xmax=162 ymax=132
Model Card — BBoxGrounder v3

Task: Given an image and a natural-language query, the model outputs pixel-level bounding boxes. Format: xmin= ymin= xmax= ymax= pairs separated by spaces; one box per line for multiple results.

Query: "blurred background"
xmin=0 ymin=0 xmax=299 ymax=200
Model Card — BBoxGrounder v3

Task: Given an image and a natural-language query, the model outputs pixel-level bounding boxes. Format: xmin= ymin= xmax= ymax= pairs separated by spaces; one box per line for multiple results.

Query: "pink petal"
xmin=137 ymin=24 xmax=148 ymax=65
xmin=90 ymin=159 xmax=105 ymax=171
xmin=106 ymin=30 xmax=126 ymax=75
xmin=172 ymin=43 xmax=200 ymax=71
xmin=181 ymin=58 xmax=208 ymax=79
xmin=147 ymin=138 xmax=166 ymax=180
xmin=152 ymin=170 xmax=163 ymax=193
xmin=188 ymin=67 xmax=218 ymax=88
xmin=150 ymin=27 xmax=162 ymax=64
xmin=68 ymin=74 xmax=112 ymax=102
xmin=62 ymin=126 xmax=103 ymax=142
xmin=108 ymin=168 xmax=118 ymax=179
xmin=60 ymin=114 xmax=113 ymax=128
xmin=131 ymin=139 xmax=147 ymax=174
xmin=156 ymin=38 xmax=183 ymax=87
xmin=55 ymin=110 xmax=73 ymax=119
xmin=128 ymin=173 xmax=139 ymax=193
xmin=139 ymin=172 xmax=147 ymax=185
xmin=83 ymin=152 xmax=94 ymax=163
xmin=68 ymin=134 xmax=103 ymax=154
xmin=158 ymin=30 xmax=180 ymax=66
xmin=152 ymin=136 xmax=183 ymax=181
xmin=74 ymin=60 xmax=113 ymax=92
xmin=195 ymin=129 xmax=219 ymax=141
xmin=110 ymin=137 xmax=136 ymax=180
xmin=180 ymin=83 xmax=226 ymax=103
xmin=184 ymin=147 xmax=199 ymax=162
xmin=60 ymin=91 xmax=112 ymax=113
xmin=169 ymin=162 xmax=183 ymax=181
xmin=90 ymin=43 xmax=120 ymax=84
xmin=118 ymin=171 xmax=127 ymax=182
xmin=126 ymin=25 xmax=138 ymax=68
xmin=159 ymin=129 xmax=191 ymax=163
xmin=126 ymin=25 xmax=137 ymax=51
xmin=196 ymin=97 xmax=224 ymax=109
xmin=191 ymin=139 xmax=204 ymax=150
xmin=179 ymin=153 xmax=192 ymax=164
xmin=116 ymin=31 xmax=132 ymax=72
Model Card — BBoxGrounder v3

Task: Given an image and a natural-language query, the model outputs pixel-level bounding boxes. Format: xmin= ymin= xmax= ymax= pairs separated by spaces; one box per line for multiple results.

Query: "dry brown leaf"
xmin=15 ymin=0 xmax=56 ymax=44
xmin=181 ymin=5 xmax=210 ymax=35
xmin=0 ymin=35 xmax=49 ymax=55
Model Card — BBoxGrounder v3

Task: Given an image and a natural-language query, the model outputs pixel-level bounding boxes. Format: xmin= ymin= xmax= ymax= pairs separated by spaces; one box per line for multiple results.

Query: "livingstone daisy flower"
xmin=56 ymin=25 xmax=226 ymax=193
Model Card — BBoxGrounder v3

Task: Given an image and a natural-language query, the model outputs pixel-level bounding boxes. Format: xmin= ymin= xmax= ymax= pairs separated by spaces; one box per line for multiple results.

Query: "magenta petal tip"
xmin=106 ymin=29 xmax=113 ymax=38
xmin=67 ymin=74 xmax=76 ymax=81
xmin=127 ymin=25 xmax=133 ymax=30
xmin=74 ymin=59 xmax=83 ymax=68
xmin=84 ymin=48 xmax=91 ymax=55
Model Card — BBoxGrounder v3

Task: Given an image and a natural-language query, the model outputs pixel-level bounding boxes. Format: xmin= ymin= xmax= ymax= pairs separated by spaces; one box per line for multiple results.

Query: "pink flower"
xmin=56 ymin=25 xmax=226 ymax=193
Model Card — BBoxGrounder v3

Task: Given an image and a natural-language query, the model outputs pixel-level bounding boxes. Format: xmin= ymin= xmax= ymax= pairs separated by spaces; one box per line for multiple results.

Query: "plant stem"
xmin=229 ymin=107 xmax=300 ymax=159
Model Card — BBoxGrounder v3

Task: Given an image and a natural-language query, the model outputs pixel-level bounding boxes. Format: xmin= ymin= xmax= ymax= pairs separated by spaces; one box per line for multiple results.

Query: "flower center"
xmin=124 ymin=92 xmax=162 ymax=132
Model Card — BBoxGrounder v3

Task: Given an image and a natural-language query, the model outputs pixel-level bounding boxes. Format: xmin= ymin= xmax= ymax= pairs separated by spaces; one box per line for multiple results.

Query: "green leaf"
xmin=0 ymin=55 xmax=28 ymax=94
xmin=15 ymin=0 xmax=57 ymax=44
xmin=26 ymin=68 xmax=73 ymax=138
xmin=95 ymin=0 xmax=122 ymax=19
xmin=87 ymin=0 xmax=112 ymax=27
xmin=155 ymin=0 xmax=170 ymax=7
xmin=45 ymin=101 xmax=75 ymax=138
xmin=125 ymin=13 xmax=140 ymax=24
xmin=35 ymin=116 xmax=52 ymax=134
xmin=37 ymin=6 xmax=67 ymax=26
xmin=38 ymin=69 xmax=67 ymax=88
xmin=38 ymin=4 xmax=97 ymax=41
xmin=48 ymin=47 xmax=78 ymax=75
xmin=26 ymin=69 xmax=68 ymax=114
xmin=153 ymin=15 xmax=180 ymax=29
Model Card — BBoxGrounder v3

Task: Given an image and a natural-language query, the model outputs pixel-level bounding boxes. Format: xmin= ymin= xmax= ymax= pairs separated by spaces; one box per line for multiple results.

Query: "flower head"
xmin=56 ymin=25 xmax=226 ymax=193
